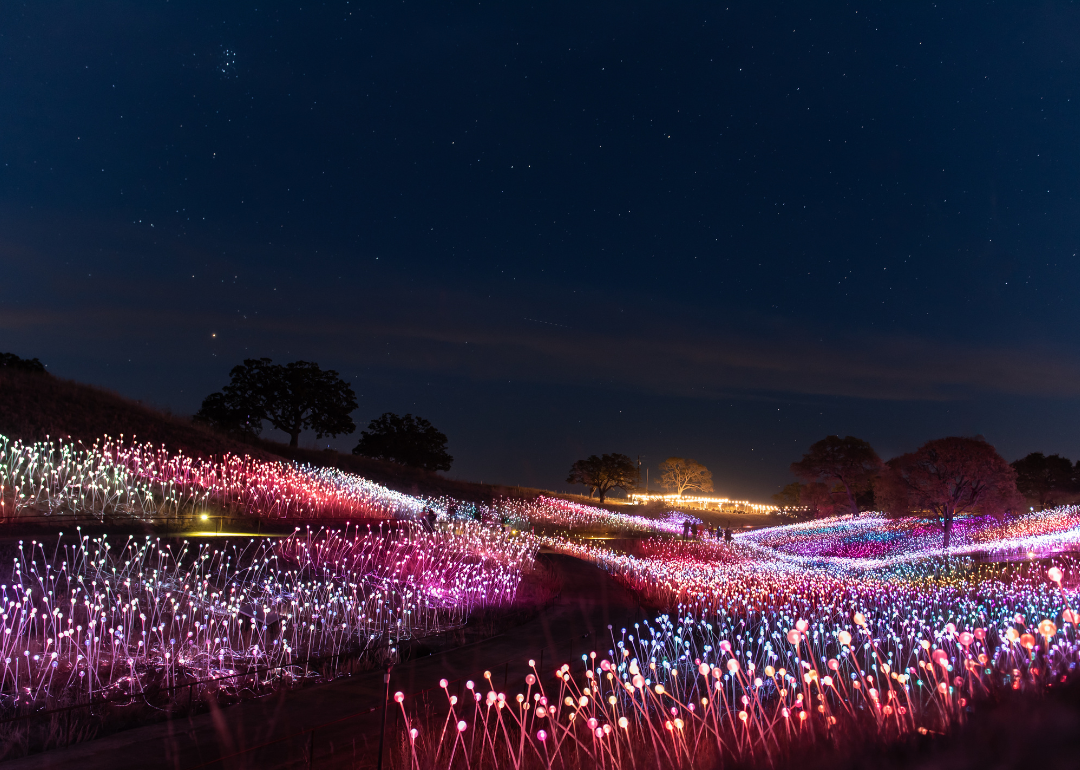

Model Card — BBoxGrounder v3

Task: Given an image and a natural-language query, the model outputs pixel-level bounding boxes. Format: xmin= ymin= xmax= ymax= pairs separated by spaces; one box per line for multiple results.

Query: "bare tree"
xmin=658 ymin=457 xmax=714 ymax=497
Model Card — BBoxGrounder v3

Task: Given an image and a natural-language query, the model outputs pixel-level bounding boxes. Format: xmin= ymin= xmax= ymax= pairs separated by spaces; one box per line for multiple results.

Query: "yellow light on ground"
xmin=188 ymin=531 xmax=288 ymax=538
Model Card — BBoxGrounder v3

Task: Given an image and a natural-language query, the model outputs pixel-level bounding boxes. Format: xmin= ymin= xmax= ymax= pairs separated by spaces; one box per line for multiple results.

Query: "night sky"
xmin=3 ymin=1 xmax=1079 ymax=499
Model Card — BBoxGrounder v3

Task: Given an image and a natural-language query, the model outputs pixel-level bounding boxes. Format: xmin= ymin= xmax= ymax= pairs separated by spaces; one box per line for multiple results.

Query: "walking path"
xmin=10 ymin=552 xmax=648 ymax=770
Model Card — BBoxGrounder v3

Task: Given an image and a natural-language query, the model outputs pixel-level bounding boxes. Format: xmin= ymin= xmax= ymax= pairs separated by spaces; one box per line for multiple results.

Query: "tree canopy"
xmin=801 ymin=482 xmax=841 ymax=518
xmin=195 ymin=358 xmax=357 ymax=447
xmin=658 ymin=457 xmax=714 ymax=496
xmin=0 ymin=352 xmax=47 ymax=375
xmin=352 ymin=412 xmax=453 ymax=471
xmin=566 ymin=453 xmax=639 ymax=504
xmin=771 ymin=481 xmax=804 ymax=511
xmin=878 ymin=436 xmax=1021 ymax=549
xmin=790 ymin=436 xmax=882 ymax=517
xmin=1011 ymin=452 xmax=1076 ymax=510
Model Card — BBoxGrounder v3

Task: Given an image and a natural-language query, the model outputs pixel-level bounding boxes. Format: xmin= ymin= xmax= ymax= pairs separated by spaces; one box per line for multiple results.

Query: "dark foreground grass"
xmin=800 ymin=680 xmax=1080 ymax=770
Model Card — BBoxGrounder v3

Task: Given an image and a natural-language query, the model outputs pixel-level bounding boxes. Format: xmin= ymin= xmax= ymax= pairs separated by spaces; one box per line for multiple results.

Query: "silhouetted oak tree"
xmin=353 ymin=413 xmax=453 ymax=471
xmin=196 ymin=358 xmax=357 ymax=447
xmin=567 ymin=454 xmax=639 ymax=503
xmin=0 ymin=352 xmax=46 ymax=374
xmin=772 ymin=481 xmax=840 ymax=516
xmin=194 ymin=391 xmax=264 ymax=439
xmin=878 ymin=436 xmax=1021 ymax=549
xmin=1011 ymin=452 xmax=1076 ymax=510
xmin=790 ymin=436 xmax=882 ymax=517
xmin=659 ymin=457 xmax=714 ymax=496
xmin=771 ymin=482 xmax=804 ymax=511
xmin=800 ymin=482 xmax=840 ymax=518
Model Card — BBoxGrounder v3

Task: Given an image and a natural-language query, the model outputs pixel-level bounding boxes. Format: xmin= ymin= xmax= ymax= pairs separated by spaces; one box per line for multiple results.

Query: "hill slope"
xmin=0 ymin=368 xmax=621 ymax=508
xmin=0 ymin=368 xmax=278 ymax=459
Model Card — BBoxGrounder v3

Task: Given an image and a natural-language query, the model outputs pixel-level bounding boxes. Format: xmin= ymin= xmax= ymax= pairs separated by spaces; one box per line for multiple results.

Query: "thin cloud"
xmin=5 ymin=301 xmax=1080 ymax=403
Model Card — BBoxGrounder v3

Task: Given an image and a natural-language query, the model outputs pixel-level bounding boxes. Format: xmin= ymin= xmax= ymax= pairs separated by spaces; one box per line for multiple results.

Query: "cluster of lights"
xmin=739 ymin=509 xmax=1080 ymax=569
xmin=630 ymin=492 xmax=778 ymax=513
xmin=0 ymin=435 xmax=707 ymax=538
xmin=396 ymin=509 xmax=1080 ymax=766
xmin=0 ymin=521 xmax=536 ymax=713
xmin=499 ymin=497 xmax=704 ymax=535
xmin=0 ymin=434 xmax=425 ymax=521
xmin=396 ymin=567 xmax=1080 ymax=769
xmin=14 ymin=427 xmax=1080 ymax=763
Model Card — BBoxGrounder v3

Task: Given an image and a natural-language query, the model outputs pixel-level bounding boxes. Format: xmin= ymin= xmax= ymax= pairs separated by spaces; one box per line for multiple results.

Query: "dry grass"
xmin=0 ymin=368 xmax=632 ymax=511
xmin=0 ymin=369 xmax=279 ymax=461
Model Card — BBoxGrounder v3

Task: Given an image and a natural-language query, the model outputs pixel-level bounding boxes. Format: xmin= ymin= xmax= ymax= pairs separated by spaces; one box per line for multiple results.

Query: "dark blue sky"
xmin=3 ymin=1 xmax=1079 ymax=498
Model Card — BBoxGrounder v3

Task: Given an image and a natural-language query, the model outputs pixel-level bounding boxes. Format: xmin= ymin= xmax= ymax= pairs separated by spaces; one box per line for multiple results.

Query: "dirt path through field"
xmin=10 ymin=552 xmax=649 ymax=770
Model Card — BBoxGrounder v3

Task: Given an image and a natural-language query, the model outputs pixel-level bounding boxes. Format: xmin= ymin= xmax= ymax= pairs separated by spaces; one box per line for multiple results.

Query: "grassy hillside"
xmin=0 ymin=368 xmax=281 ymax=460
xmin=0 ymin=368 xmax=630 ymax=509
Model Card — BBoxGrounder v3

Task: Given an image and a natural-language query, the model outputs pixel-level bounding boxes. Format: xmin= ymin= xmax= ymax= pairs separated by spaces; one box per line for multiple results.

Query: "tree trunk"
xmin=598 ymin=486 xmax=607 ymax=504
xmin=289 ymin=430 xmax=300 ymax=448
xmin=841 ymin=481 xmax=859 ymax=517
xmin=942 ymin=515 xmax=953 ymax=550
